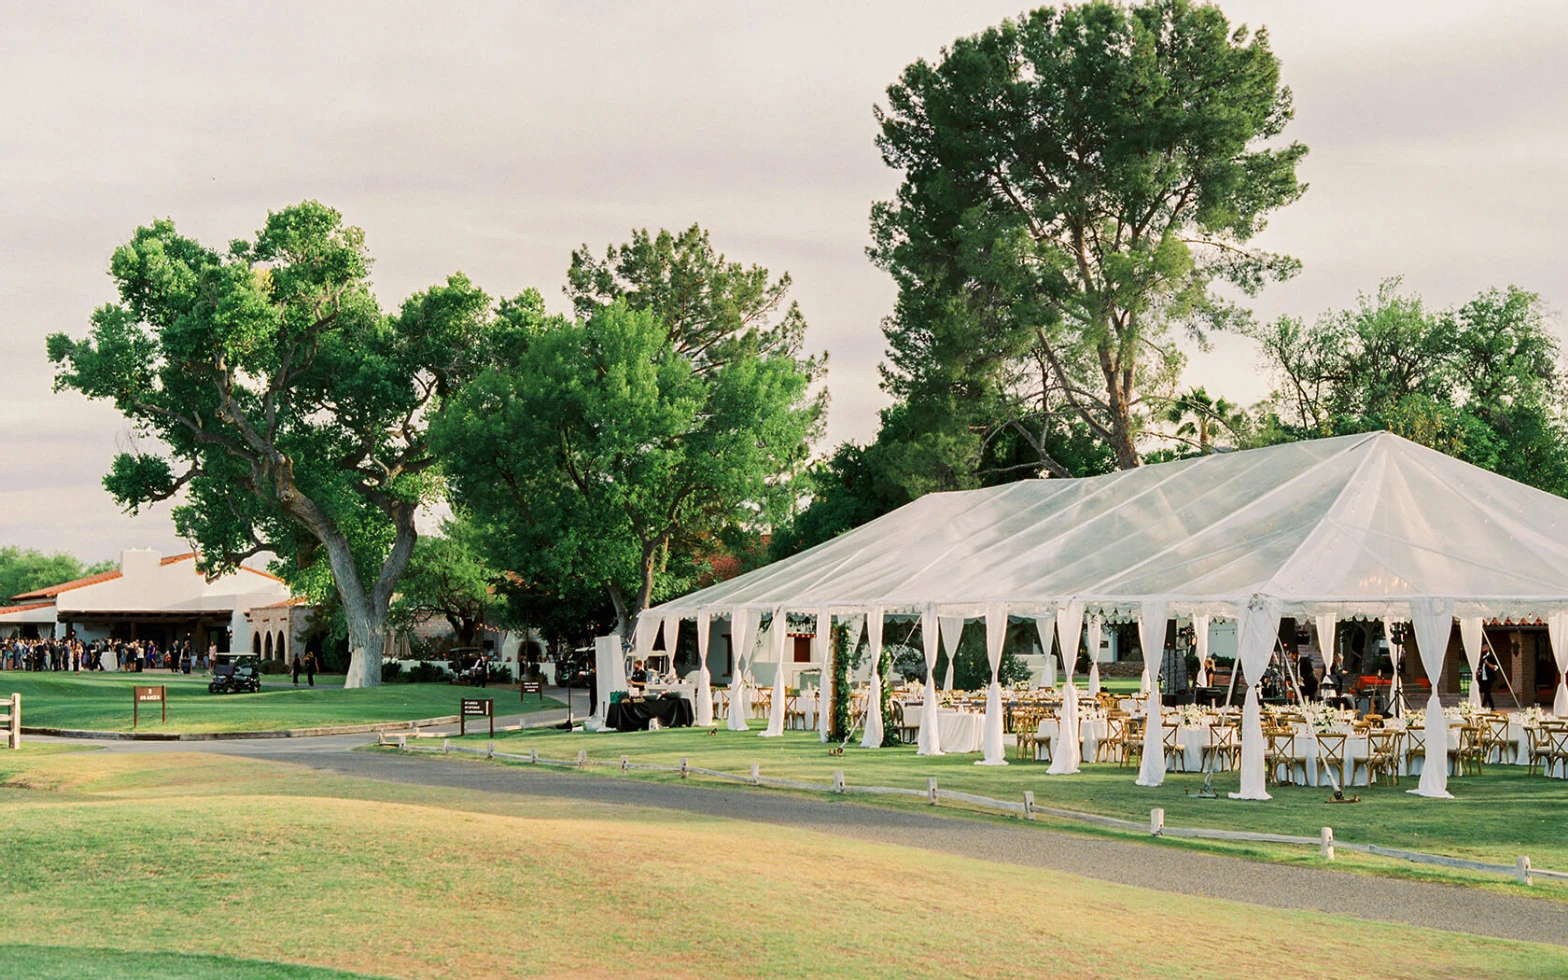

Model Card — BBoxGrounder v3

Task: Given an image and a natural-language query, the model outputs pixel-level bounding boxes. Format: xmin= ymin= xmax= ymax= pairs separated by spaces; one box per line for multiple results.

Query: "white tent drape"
xmin=634 ymin=613 xmax=658 ymax=663
xmin=762 ymin=609 xmax=789 ymax=737
xmin=816 ymin=609 xmax=832 ymax=741
xmin=1314 ymin=612 xmax=1337 ymax=676
xmin=1550 ymin=611 xmax=1568 ymax=717
xmin=1230 ymin=598 xmax=1280 ymax=800
xmin=977 ymin=603 xmax=1008 ymax=766
xmin=1410 ymin=598 xmax=1455 ymax=798
xmin=1035 ymin=612 xmax=1056 ymax=695
xmin=1048 ymin=602 xmax=1084 ymax=775
xmin=694 ymin=610 xmax=713 ymax=726
xmin=938 ymin=615 xmax=965 ymax=690
xmin=1136 ymin=600 xmax=1169 ymax=787
xmin=726 ymin=608 xmax=758 ymax=731
xmin=1087 ymin=617 xmax=1102 ymax=696
xmin=661 ymin=613 xmax=682 ymax=666
xmin=917 ymin=606 xmax=943 ymax=756
xmin=1383 ymin=615 xmax=1403 ymax=717
xmin=1193 ymin=613 xmax=1210 ymax=687
xmin=1459 ymin=616 xmax=1484 ymax=708
xmin=861 ymin=608 xmax=885 ymax=749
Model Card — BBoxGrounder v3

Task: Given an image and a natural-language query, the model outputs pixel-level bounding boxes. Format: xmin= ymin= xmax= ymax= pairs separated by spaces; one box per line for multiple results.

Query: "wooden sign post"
xmin=134 ymin=685 xmax=166 ymax=728
xmin=460 ymin=697 xmax=494 ymax=737
xmin=521 ymin=680 xmax=543 ymax=702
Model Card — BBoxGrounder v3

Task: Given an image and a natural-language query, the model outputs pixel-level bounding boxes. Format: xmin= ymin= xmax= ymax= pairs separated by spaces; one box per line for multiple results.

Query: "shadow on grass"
xmin=0 ymin=944 xmax=386 ymax=980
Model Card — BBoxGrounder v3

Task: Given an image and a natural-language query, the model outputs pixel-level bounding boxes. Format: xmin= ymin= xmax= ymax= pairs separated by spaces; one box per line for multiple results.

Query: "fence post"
xmin=621 ymin=754 xmax=629 ymax=772
xmin=1150 ymin=808 xmax=1164 ymax=836
xmin=13 ymin=693 xmax=20 ymax=750
xmin=1023 ymin=790 xmax=1036 ymax=821
xmin=927 ymin=777 xmax=938 ymax=805
xmin=443 ymin=738 xmax=450 ymax=755
xmin=529 ymin=747 xmax=538 ymax=764
xmin=833 ymin=769 xmax=845 ymax=793
xmin=396 ymin=734 xmax=406 ymax=750
xmin=1517 ymin=856 xmax=1533 ymax=886
xmin=680 ymin=758 xmax=689 ymax=779
xmin=576 ymin=749 xmax=587 ymax=769
xmin=750 ymin=763 xmax=760 ymax=785
xmin=1320 ymin=827 xmax=1334 ymax=861
xmin=487 ymin=741 xmax=495 ymax=759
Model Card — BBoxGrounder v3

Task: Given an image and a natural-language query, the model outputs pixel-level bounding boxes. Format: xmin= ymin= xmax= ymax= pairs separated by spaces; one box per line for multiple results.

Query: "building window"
xmin=793 ymin=636 xmax=812 ymax=663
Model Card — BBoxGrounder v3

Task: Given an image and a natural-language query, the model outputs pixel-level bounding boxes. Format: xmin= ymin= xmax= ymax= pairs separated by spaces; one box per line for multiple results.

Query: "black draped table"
xmin=605 ymin=694 xmax=695 ymax=732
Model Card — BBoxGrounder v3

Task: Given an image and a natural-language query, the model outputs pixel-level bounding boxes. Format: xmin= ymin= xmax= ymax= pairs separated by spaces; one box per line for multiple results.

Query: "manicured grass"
xmin=455 ymin=726 xmax=1568 ymax=890
xmin=0 ymin=750 xmax=1563 ymax=979
xmin=0 ymin=944 xmax=384 ymax=979
xmin=0 ymin=672 xmax=558 ymax=733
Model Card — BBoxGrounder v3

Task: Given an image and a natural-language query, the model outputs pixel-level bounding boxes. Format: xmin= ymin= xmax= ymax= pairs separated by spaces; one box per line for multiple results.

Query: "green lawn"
xmin=0 ymin=747 xmax=1562 ymax=979
xmin=0 ymin=672 xmax=558 ymax=733
xmin=449 ymin=726 xmax=1568 ymax=891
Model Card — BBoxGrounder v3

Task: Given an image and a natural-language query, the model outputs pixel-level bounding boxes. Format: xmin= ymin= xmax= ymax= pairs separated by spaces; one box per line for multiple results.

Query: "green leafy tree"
xmin=46 ymin=201 xmax=496 ymax=686
xmin=390 ymin=514 xmax=501 ymax=649
xmin=870 ymin=0 xmax=1306 ymax=482
xmin=1156 ymin=386 xmax=1249 ymax=455
xmin=1252 ymin=280 xmax=1568 ymax=494
xmin=0 ymin=547 xmax=115 ymax=603
xmin=436 ymin=231 xmax=823 ymax=636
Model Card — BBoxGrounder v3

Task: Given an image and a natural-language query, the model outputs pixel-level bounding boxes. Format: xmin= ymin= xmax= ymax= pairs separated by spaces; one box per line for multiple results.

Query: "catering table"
xmin=605 ymin=694 xmax=695 ymax=732
xmin=904 ymin=705 xmax=984 ymax=753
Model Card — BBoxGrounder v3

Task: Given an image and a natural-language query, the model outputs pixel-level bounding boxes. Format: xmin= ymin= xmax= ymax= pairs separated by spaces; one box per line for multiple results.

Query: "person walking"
xmin=291 ymin=655 xmax=301 ymax=686
xmin=305 ymin=653 xmax=316 ymax=687
xmin=1478 ymin=650 xmax=1499 ymax=710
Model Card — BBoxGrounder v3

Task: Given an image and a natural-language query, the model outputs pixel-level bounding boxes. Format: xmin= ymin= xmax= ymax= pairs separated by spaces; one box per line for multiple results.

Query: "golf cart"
xmin=209 ymin=654 xmax=261 ymax=694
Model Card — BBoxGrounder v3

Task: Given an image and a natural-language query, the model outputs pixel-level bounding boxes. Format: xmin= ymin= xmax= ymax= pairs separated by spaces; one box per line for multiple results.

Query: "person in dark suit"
xmin=291 ymin=655 xmax=301 ymax=686
xmin=1297 ymin=653 xmax=1320 ymax=701
xmin=305 ymin=653 xmax=317 ymax=687
xmin=1477 ymin=651 xmax=1499 ymax=709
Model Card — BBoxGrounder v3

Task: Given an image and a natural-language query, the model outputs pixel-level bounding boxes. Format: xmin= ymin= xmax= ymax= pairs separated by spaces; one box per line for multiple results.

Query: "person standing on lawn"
xmin=306 ymin=653 xmax=316 ymax=687
xmin=1478 ymin=650 xmax=1499 ymax=709
xmin=291 ymin=655 xmax=301 ymax=686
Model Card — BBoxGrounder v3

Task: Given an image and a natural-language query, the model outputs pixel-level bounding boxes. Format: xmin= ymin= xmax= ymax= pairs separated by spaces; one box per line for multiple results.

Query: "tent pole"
xmin=1223 ymin=655 xmax=1240 ymax=709
xmin=1481 ymin=632 xmax=1523 ymax=708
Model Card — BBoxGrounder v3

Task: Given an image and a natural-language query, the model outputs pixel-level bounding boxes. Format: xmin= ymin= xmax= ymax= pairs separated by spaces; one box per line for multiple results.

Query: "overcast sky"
xmin=3 ymin=1 xmax=1566 ymax=564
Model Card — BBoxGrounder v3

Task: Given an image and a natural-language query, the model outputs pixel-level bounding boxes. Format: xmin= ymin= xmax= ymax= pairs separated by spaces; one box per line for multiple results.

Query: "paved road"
xmin=37 ymin=727 xmax=1568 ymax=948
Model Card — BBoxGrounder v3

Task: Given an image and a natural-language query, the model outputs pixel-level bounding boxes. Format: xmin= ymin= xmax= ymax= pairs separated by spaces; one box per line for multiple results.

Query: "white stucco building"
xmin=0 ymin=548 xmax=291 ymax=654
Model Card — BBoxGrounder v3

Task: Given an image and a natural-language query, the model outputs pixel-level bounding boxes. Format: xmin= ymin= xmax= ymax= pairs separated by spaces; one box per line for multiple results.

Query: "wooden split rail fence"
xmin=2 ymin=693 xmax=18 ymax=749
xmin=375 ymin=732 xmax=1568 ymax=887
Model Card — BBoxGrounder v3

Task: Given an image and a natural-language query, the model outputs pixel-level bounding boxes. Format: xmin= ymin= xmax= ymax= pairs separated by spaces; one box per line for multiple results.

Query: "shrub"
xmin=407 ymin=661 xmax=449 ymax=684
xmin=258 ymin=660 xmax=289 ymax=675
xmin=381 ymin=661 xmax=404 ymax=683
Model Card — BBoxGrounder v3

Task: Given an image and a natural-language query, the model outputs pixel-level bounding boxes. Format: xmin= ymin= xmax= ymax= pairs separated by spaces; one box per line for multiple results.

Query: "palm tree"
xmin=1162 ymin=388 xmax=1246 ymax=454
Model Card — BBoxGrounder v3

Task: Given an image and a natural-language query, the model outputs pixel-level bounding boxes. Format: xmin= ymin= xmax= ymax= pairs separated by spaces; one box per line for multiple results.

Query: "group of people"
xmin=1198 ymin=647 xmax=1508 ymax=711
xmin=288 ymin=653 xmax=321 ymax=686
xmin=1 ymin=637 xmax=211 ymax=673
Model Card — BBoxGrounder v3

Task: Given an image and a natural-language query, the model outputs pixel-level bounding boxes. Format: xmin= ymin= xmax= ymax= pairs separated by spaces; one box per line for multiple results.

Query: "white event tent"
xmin=642 ymin=431 xmax=1568 ymax=800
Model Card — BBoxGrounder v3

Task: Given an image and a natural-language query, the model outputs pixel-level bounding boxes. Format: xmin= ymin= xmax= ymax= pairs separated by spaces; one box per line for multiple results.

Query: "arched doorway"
xmin=252 ymin=633 xmax=261 ymax=655
xmin=276 ymin=631 xmax=286 ymax=663
xmin=263 ymin=632 xmax=272 ymax=659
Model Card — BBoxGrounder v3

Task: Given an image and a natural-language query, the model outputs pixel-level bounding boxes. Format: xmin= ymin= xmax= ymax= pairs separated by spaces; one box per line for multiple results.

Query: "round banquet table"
xmin=1035 ymin=716 xmax=1109 ymax=762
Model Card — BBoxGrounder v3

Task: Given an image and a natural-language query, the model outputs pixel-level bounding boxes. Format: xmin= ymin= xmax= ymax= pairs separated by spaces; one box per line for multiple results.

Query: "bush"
xmin=406 ymin=661 xmax=449 ymax=684
xmin=381 ymin=661 xmax=403 ymax=683
xmin=258 ymin=660 xmax=289 ymax=675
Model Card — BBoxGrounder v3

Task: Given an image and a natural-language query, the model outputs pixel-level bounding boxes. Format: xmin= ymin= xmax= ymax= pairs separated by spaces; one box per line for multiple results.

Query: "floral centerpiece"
xmin=1175 ymin=704 xmax=1207 ymax=728
xmin=1303 ymin=701 xmax=1342 ymax=733
xmin=1520 ymin=705 xmax=1547 ymax=727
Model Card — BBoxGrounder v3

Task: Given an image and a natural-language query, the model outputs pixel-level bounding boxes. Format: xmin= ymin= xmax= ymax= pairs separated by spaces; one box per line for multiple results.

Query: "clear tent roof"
xmin=653 ymin=431 xmax=1568 ymax=622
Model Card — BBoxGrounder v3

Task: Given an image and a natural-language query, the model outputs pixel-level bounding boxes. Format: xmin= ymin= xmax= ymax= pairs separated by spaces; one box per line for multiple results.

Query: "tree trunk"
xmin=341 ymin=603 xmax=385 ymax=689
xmin=607 ymin=583 xmax=632 ymax=641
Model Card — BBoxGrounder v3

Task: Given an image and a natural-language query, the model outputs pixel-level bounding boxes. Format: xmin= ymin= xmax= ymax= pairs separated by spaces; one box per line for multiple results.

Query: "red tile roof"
xmin=12 ymin=570 xmax=122 ymax=601
xmin=11 ymin=552 xmax=282 ymax=600
xmin=0 ymin=600 xmax=59 ymax=616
